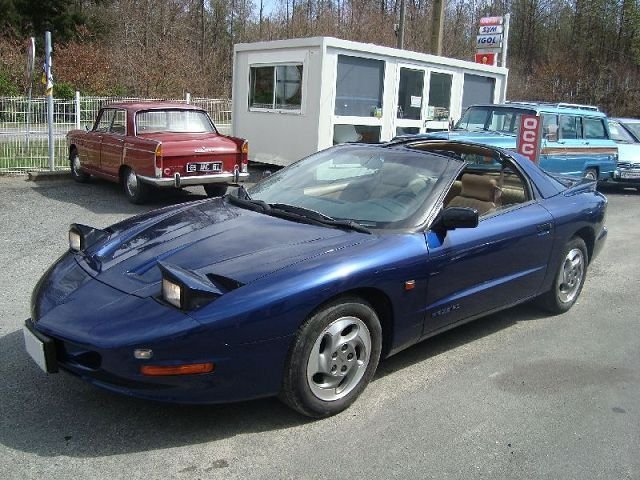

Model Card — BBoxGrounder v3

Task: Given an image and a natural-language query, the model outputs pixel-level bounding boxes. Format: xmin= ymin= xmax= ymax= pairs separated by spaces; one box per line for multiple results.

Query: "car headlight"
xmin=162 ymin=278 xmax=183 ymax=309
xmin=69 ymin=228 xmax=82 ymax=251
xmin=158 ymin=261 xmax=224 ymax=310
xmin=68 ymin=223 xmax=107 ymax=252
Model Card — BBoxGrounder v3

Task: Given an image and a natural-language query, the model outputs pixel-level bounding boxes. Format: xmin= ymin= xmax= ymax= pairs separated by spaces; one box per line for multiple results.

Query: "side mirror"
xmin=437 ymin=207 xmax=479 ymax=230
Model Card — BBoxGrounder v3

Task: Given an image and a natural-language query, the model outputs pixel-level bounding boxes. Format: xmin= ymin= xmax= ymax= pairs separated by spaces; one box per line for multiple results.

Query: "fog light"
xmin=134 ymin=349 xmax=153 ymax=360
xmin=164 ymin=168 xmax=172 ymax=176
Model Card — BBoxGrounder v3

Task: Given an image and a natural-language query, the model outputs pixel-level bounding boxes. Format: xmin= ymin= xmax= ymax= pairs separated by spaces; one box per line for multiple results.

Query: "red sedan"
xmin=67 ymin=102 xmax=249 ymax=203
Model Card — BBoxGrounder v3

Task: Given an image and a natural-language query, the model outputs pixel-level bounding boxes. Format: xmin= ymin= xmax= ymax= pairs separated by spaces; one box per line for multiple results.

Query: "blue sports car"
xmin=24 ymin=140 xmax=607 ymax=417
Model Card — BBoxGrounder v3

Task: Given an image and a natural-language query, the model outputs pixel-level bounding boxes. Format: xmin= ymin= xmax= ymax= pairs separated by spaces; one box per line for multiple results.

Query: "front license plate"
xmin=23 ymin=324 xmax=57 ymax=373
xmin=186 ymin=162 xmax=222 ymax=173
xmin=620 ymin=170 xmax=640 ymax=179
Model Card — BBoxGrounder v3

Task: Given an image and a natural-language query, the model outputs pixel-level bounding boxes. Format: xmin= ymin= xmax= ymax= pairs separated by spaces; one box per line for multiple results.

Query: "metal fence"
xmin=0 ymin=94 xmax=232 ymax=174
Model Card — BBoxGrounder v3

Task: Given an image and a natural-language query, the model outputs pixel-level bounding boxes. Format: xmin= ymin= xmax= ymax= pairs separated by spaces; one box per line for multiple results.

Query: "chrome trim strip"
xmin=138 ymin=172 xmax=249 ymax=187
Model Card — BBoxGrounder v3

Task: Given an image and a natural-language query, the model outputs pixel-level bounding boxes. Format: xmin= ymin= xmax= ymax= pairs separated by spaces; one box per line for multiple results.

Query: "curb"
xmin=27 ymin=170 xmax=72 ymax=182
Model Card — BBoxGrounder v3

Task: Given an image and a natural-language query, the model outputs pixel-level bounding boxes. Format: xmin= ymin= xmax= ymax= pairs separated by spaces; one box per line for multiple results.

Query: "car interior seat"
xmin=446 ymin=173 xmax=500 ymax=215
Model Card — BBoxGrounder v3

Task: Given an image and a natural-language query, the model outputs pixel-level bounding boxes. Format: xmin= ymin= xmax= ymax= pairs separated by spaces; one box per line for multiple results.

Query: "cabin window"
xmin=427 ymin=72 xmax=452 ymax=122
xmin=249 ymin=64 xmax=303 ymax=111
xmin=335 ymin=56 xmax=385 ymax=117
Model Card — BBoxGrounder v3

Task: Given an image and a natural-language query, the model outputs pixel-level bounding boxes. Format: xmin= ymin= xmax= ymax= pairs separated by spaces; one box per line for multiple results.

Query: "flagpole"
xmin=45 ymin=31 xmax=54 ymax=171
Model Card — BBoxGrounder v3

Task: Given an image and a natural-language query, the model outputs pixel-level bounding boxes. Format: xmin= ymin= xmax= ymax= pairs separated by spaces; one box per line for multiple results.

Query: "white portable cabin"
xmin=232 ymin=37 xmax=508 ymax=167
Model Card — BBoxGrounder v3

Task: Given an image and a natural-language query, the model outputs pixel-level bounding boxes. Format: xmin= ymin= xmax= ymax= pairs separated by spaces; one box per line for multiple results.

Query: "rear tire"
xmin=204 ymin=184 xmax=228 ymax=197
xmin=70 ymin=150 xmax=90 ymax=183
xmin=280 ymin=297 xmax=382 ymax=418
xmin=584 ymin=168 xmax=598 ymax=181
xmin=122 ymin=167 xmax=150 ymax=204
xmin=537 ymin=237 xmax=588 ymax=314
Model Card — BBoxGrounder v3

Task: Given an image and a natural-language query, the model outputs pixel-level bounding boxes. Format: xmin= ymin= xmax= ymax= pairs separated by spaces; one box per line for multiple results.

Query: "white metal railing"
xmin=0 ymin=94 xmax=232 ymax=174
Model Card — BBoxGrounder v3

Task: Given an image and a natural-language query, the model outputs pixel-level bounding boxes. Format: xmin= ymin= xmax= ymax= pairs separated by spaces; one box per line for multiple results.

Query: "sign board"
xmin=479 ymin=25 xmax=503 ymax=35
xmin=517 ymin=114 xmax=542 ymax=163
xmin=475 ymin=52 xmax=497 ymax=66
xmin=476 ymin=35 xmax=502 ymax=48
xmin=480 ymin=16 xmax=503 ymax=26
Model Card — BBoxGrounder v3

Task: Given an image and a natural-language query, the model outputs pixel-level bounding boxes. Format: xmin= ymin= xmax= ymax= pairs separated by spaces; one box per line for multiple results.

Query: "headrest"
xmin=460 ymin=174 xmax=498 ymax=202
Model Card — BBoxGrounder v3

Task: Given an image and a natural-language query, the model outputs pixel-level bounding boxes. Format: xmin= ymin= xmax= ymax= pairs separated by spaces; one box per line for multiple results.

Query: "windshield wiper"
xmin=225 ymin=194 xmax=271 ymax=213
xmin=269 ymin=203 xmax=371 ymax=234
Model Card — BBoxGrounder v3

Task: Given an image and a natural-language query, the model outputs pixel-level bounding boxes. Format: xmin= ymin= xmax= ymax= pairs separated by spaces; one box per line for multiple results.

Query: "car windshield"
xmin=620 ymin=121 xmax=640 ymax=142
xmin=248 ymin=145 xmax=451 ymax=230
xmin=136 ymin=109 xmax=215 ymax=134
xmin=455 ymin=106 xmax=536 ymax=135
xmin=609 ymin=121 xmax=637 ymax=143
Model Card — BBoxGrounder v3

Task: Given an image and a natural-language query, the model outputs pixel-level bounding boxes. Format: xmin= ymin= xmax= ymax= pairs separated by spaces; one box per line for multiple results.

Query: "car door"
xmin=83 ymin=109 xmax=114 ymax=171
xmin=556 ymin=114 xmax=585 ymax=175
xmin=99 ymin=108 xmax=126 ymax=178
xmin=421 ymin=168 xmax=555 ymax=335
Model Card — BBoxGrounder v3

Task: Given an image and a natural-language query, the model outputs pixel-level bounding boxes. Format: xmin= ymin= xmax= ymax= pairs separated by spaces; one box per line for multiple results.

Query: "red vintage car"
xmin=67 ymin=102 xmax=249 ymax=203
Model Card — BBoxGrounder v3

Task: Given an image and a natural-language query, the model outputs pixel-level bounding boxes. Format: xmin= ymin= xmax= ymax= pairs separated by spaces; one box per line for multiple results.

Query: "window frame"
xmin=248 ymin=63 xmax=304 ymax=114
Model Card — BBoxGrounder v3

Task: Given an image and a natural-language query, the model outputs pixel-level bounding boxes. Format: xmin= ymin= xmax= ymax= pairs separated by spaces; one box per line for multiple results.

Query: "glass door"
xmin=395 ymin=66 xmax=428 ymax=137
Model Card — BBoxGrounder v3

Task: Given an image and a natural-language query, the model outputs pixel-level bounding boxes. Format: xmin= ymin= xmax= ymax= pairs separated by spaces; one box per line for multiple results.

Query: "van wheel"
xmin=584 ymin=168 xmax=598 ymax=181
xmin=122 ymin=167 xmax=150 ymax=204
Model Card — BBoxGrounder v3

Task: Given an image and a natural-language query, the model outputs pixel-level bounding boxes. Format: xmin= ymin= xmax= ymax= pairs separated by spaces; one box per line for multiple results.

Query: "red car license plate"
xmin=186 ymin=162 xmax=222 ymax=173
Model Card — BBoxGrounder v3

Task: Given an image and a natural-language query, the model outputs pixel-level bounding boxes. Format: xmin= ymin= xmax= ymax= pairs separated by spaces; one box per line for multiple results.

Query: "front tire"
xmin=280 ymin=297 xmax=382 ymax=418
xmin=70 ymin=150 xmax=90 ymax=183
xmin=203 ymin=184 xmax=228 ymax=197
xmin=537 ymin=237 xmax=588 ymax=314
xmin=122 ymin=167 xmax=150 ymax=204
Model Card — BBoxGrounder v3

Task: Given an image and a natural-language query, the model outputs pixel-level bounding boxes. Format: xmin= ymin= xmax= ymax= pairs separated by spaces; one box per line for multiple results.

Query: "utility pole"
xmin=430 ymin=0 xmax=445 ymax=55
xmin=397 ymin=0 xmax=406 ymax=49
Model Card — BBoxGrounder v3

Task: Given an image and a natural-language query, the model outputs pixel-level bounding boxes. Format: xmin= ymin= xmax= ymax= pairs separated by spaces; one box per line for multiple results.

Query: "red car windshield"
xmin=136 ymin=109 xmax=215 ymax=134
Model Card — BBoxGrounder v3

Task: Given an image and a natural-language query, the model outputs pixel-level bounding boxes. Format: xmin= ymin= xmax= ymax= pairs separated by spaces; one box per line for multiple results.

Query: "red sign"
xmin=480 ymin=16 xmax=503 ymax=26
xmin=517 ymin=115 xmax=542 ymax=163
xmin=475 ymin=53 xmax=496 ymax=65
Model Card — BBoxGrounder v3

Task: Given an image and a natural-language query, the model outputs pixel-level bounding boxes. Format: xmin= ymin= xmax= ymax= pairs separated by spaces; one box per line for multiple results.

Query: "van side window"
xmin=542 ymin=114 xmax=559 ymax=141
xmin=583 ymin=117 xmax=607 ymax=139
xmin=559 ymin=115 xmax=581 ymax=140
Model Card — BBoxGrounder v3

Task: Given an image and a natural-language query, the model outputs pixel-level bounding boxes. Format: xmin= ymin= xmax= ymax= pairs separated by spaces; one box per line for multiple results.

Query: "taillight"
xmin=154 ymin=143 xmax=163 ymax=169
xmin=240 ymin=141 xmax=248 ymax=173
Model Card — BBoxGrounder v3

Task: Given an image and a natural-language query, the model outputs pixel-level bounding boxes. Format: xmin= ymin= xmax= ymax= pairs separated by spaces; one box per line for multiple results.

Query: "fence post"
xmin=75 ymin=91 xmax=81 ymax=130
xmin=185 ymin=92 xmax=191 ymax=104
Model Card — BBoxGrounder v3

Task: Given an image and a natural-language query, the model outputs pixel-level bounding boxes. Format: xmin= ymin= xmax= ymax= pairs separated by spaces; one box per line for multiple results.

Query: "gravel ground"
xmin=0 ymin=177 xmax=638 ymax=480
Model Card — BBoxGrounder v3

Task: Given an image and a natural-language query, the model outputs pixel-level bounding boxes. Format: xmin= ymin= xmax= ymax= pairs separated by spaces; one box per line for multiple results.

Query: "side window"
xmin=110 ymin=110 xmax=126 ymax=135
xmin=542 ymin=114 xmax=559 ymax=141
xmin=559 ymin=115 xmax=581 ymax=140
xmin=249 ymin=64 xmax=303 ymax=111
xmin=583 ymin=117 xmax=607 ymax=139
xmin=94 ymin=110 xmax=114 ymax=132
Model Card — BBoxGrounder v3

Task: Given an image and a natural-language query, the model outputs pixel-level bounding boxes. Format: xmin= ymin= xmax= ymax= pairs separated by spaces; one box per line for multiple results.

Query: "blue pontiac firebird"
xmin=24 ymin=140 xmax=607 ymax=417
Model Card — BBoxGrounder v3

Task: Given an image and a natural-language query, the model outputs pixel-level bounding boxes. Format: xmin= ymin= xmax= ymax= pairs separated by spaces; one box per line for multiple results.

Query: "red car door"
xmin=84 ymin=109 xmax=114 ymax=171
xmin=99 ymin=108 xmax=126 ymax=179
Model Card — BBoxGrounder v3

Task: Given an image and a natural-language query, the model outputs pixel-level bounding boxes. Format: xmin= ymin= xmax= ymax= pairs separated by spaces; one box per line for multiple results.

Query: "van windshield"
xmin=455 ymin=106 xmax=536 ymax=135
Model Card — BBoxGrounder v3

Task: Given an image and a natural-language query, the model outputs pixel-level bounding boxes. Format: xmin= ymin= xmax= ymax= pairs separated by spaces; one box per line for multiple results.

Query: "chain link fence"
xmin=0 ymin=94 xmax=232 ymax=174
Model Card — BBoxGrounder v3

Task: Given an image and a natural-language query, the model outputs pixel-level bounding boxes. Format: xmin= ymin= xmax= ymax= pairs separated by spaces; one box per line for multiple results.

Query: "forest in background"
xmin=0 ymin=0 xmax=639 ymax=116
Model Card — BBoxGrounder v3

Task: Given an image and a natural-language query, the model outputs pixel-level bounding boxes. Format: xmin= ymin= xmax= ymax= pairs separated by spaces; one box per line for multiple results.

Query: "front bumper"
xmin=601 ymin=166 xmax=640 ymax=186
xmin=138 ymin=171 xmax=250 ymax=188
xmin=25 ymin=315 xmax=293 ymax=405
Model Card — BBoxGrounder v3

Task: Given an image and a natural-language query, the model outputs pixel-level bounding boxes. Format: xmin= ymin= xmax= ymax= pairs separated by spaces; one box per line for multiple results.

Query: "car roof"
xmin=468 ymin=102 xmax=606 ymax=117
xmin=102 ymin=102 xmax=205 ymax=112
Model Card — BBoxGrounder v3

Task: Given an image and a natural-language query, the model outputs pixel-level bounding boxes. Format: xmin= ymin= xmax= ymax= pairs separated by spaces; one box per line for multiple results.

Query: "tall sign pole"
xmin=501 ymin=13 xmax=511 ymax=68
xmin=45 ymin=31 xmax=54 ymax=171
xmin=26 ymin=37 xmax=35 ymax=146
xmin=397 ymin=0 xmax=406 ymax=49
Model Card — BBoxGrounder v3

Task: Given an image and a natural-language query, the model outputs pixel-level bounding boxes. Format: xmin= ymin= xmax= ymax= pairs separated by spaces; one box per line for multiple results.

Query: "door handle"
xmin=536 ymin=222 xmax=552 ymax=234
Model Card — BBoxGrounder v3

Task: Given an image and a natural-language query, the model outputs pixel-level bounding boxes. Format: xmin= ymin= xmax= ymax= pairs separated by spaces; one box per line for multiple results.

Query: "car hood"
xmin=78 ymin=198 xmax=371 ymax=298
